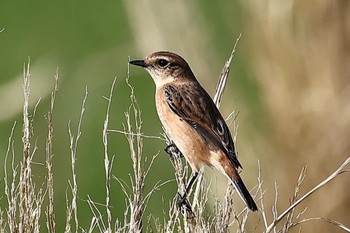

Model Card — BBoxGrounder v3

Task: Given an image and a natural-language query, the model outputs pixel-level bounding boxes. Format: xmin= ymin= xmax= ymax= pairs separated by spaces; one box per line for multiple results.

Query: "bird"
xmin=129 ymin=51 xmax=257 ymax=211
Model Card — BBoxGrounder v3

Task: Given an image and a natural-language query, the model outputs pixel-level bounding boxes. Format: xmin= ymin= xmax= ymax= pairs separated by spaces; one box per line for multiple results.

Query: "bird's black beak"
xmin=129 ymin=59 xmax=147 ymax=68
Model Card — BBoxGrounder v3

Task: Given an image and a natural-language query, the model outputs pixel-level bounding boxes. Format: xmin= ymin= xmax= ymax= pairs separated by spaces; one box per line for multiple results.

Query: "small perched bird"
xmin=129 ymin=51 xmax=257 ymax=211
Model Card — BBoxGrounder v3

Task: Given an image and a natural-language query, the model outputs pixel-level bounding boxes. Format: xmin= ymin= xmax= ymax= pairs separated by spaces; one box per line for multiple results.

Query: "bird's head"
xmin=129 ymin=51 xmax=195 ymax=87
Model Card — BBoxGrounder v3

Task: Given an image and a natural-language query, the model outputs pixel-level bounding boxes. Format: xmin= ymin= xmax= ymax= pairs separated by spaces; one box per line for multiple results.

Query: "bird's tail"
xmin=230 ymin=175 xmax=258 ymax=211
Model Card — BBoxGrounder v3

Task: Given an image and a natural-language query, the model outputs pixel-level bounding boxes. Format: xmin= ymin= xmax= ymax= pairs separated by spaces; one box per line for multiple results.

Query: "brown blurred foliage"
xmin=244 ymin=0 xmax=350 ymax=232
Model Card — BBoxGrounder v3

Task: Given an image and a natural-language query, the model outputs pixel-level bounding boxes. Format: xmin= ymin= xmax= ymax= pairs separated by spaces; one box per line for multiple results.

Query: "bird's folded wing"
xmin=164 ymin=84 xmax=242 ymax=169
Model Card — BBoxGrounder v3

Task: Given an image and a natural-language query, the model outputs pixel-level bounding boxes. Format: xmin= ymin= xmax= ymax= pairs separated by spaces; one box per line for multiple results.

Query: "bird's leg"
xmin=164 ymin=143 xmax=183 ymax=158
xmin=185 ymin=171 xmax=199 ymax=195
xmin=177 ymin=172 xmax=199 ymax=212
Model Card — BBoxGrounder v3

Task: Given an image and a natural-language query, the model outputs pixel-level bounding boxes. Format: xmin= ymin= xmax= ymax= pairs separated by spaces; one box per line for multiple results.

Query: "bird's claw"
xmin=176 ymin=192 xmax=193 ymax=214
xmin=165 ymin=143 xmax=183 ymax=158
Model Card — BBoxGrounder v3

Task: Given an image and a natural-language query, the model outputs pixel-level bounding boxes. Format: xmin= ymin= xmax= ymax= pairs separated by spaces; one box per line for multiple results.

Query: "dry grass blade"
xmin=214 ymin=186 xmax=234 ymax=233
xmin=282 ymin=166 xmax=307 ymax=232
xmin=124 ymin=81 xmax=144 ymax=233
xmin=86 ymin=196 xmax=106 ymax=233
xmin=19 ymin=60 xmax=45 ymax=233
xmin=20 ymin=61 xmax=32 ymax=232
xmin=257 ymin=160 xmax=268 ymax=230
xmin=265 ymin=156 xmax=350 ymax=233
xmin=45 ymin=68 xmax=59 ymax=233
xmin=213 ymin=33 xmax=241 ymax=108
xmin=67 ymin=87 xmax=88 ymax=233
xmin=107 ymin=129 xmax=165 ymax=141
xmin=4 ymin=122 xmax=18 ymax=232
xmin=102 ymin=77 xmax=118 ymax=233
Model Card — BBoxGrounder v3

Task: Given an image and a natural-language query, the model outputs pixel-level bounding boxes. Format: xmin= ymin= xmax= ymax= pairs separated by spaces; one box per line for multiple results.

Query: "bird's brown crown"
xmin=130 ymin=51 xmax=196 ymax=86
xmin=146 ymin=51 xmax=188 ymax=67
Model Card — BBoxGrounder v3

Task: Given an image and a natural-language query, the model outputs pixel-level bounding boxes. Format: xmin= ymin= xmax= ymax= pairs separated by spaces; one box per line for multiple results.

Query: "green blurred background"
xmin=1 ymin=1 xmax=349 ymax=232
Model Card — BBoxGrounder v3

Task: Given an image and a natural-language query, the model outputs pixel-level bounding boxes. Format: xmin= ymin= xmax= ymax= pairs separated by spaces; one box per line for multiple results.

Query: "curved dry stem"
xmin=265 ymin=156 xmax=350 ymax=233
xmin=296 ymin=217 xmax=350 ymax=232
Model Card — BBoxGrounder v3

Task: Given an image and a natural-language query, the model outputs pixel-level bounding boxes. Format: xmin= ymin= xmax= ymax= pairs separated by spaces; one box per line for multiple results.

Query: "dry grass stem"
xmin=4 ymin=122 xmax=18 ymax=232
xmin=296 ymin=217 xmax=350 ymax=232
xmin=213 ymin=33 xmax=241 ymax=108
xmin=45 ymin=68 xmax=59 ymax=233
xmin=67 ymin=87 xmax=88 ymax=233
xmin=124 ymin=78 xmax=145 ymax=232
xmin=86 ymin=195 xmax=107 ymax=232
xmin=18 ymin=60 xmax=45 ymax=233
xmin=107 ymin=129 xmax=165 ymax=141
xmin=102 ymin=77 xmax=117 ymax=233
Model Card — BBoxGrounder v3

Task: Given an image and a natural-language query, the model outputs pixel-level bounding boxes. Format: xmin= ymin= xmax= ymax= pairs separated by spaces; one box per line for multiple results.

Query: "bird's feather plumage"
xmin=164 ymin=83 xmax=242 ymax=169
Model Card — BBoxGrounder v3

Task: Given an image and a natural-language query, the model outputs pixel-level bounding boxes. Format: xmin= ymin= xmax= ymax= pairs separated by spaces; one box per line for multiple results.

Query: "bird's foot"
xmin=164 ymin=143 xmax=183 ymax=159
xmin=176 ymin=192 xmax=193 ymax=216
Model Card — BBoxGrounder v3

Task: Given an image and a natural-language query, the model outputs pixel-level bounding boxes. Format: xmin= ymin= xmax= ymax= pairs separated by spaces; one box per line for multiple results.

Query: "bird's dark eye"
xmin=158 ymin=59 xmax=169 ymax=68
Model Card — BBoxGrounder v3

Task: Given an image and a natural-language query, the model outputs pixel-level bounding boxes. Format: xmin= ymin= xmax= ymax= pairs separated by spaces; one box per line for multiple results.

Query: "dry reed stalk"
xmin=66 ymin=87 xmax=88 ymax=232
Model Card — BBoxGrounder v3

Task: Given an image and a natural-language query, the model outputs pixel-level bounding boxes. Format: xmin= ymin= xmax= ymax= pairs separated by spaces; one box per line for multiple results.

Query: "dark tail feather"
xmin=231 ymin=178 xmax=258 ymax=211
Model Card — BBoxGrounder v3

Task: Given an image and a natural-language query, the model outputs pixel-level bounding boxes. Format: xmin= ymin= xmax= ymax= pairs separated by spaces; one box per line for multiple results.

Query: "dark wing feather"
xmin=164 ymin=84 xmax=242 ymax=169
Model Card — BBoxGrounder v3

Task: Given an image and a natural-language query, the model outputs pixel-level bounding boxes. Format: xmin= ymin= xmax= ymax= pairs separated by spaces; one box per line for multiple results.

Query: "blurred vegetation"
xmin=0 ymin=0 xmax=349 ymax=232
